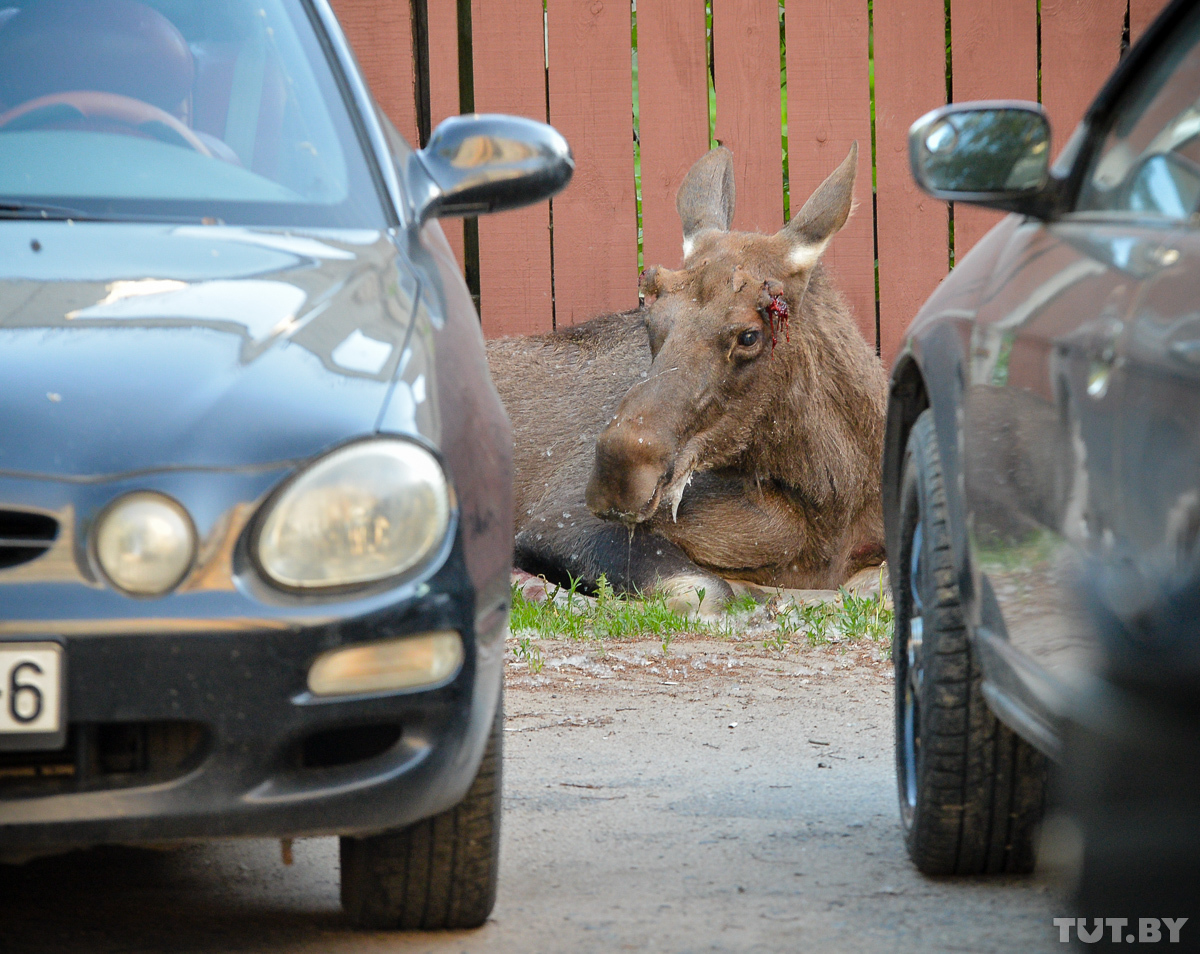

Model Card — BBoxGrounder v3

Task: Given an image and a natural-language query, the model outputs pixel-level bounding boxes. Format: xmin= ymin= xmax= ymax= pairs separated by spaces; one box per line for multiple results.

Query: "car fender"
xmin=883 ymin=215 xmax=1024 ymax=618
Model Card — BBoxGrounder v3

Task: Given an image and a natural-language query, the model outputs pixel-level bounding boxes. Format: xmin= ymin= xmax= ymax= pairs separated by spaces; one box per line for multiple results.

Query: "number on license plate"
xmin=0 ymin=643 xmax=63 ymax=736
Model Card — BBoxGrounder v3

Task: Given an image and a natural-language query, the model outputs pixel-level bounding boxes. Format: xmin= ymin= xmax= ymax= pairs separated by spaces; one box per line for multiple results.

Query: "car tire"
xmin=893 ymin=410 xmax=1046 ymax=875
xmin=340 ymin=692 xmax=502 ymax=930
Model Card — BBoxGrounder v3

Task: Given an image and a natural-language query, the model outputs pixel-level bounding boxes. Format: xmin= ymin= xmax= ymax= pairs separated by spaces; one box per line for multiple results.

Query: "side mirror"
xmin=909 ymin=101 xmax=1051 ymax=215
xmin=407 ymin=114 xmax=574 ymax=226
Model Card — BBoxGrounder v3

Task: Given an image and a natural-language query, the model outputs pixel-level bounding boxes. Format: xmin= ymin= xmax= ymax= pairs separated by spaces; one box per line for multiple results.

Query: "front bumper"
xmin=0 ymin=550 xmax=507 ymax=854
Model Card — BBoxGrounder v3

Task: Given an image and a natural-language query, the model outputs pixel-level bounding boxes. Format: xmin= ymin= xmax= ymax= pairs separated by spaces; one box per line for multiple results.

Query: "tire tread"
xmin=894 ymin=412 xmax=1046 ymax=875
xmin=340 ymin=693 xmax=503 ymax=930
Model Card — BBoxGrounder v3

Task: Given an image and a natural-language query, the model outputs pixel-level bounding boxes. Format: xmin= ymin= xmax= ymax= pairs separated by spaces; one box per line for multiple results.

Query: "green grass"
xmin=974 ymin=528 xmax=1058 ymax=573
xmin=763 ymin=630 xmax=791 ymax=653
xmin=835 ymin=586 xmax=893 ymax=644
xmin=631 ymin=5 xmax=642 ymax=271
xmin=773 ymin=574 xmax=893 ymax=653
xmin=727 ymin=591 xmax=759 ymax=614
xmin=511 ymin=574 xmax=734 ymax=646
xmin=513 ymin=634 xmax=545 ymax=674
xmin=510 ymin=571 xmax=894 ymax=661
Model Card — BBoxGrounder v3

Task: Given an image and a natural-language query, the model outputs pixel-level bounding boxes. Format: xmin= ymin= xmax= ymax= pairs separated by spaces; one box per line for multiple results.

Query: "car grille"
xmin=0 ymin=510 xmax=59 ymax=570
xmin=0 ymin=721 xmax=208 ymax=798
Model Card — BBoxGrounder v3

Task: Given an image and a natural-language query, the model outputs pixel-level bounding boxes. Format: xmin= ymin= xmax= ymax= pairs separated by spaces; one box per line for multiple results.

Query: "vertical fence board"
xmin=712 ymin=0 xmax=784 ymax=234
xmin=873 ymin=0 xmax=948 ymax=366
xmin=472 ymin=0 xmax=554 ymax=336
xmin=333 ymin=0 xmax=1138 ymax=348
xmin=330 ymin=0 xmax=419 ymax=147
xmin=1041 ymin=0 xmax=1125 ymax=155
xmin=951 ymin=0 xmax=1037 ymax=260
xmin=546 ymin=0 xmax=639 ymax=325
xmin=1131 ymin=0 xmax=1173 ymax=45
xmin=638 ymin=0 xmax=710 ymax=270
xmin=427 ymin=0 xmax=464 ymax=270
xmin=785 ymin=0 xmax=875 ymax=347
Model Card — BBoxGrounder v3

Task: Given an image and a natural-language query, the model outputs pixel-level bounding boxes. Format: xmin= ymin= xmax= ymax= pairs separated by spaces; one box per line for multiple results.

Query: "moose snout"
xmin=586 ymin=420 xmax=675 ymax=523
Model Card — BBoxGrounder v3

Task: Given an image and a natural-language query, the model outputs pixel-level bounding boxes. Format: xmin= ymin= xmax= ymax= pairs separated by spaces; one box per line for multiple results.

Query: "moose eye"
xmin=737 ymin=329 xmax=761 ymax=348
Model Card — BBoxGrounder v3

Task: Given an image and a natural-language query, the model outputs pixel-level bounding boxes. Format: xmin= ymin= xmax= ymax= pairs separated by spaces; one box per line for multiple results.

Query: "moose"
xmin=486 ymin=144 xmax=886 ymax=612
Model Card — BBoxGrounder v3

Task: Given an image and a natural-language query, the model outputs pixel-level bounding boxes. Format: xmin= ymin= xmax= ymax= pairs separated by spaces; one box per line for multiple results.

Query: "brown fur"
xmin=486 ymin=145 xmax=886 ymax=604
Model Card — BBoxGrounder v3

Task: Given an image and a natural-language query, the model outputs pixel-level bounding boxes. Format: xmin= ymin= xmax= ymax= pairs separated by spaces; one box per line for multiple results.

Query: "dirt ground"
xmin=1 ymin=630 xmax=1069 ymax=954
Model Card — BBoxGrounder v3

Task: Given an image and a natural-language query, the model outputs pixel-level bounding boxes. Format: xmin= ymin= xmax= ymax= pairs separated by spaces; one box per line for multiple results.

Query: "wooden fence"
xmin=330 ymin=0 xmax=1171 ymax=364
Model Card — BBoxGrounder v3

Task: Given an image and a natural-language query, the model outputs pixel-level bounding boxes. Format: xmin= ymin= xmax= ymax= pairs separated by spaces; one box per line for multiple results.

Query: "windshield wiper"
xmin=0 ymin=202 xmax=207 ymax=224
xmin=0 ymin=201 xmax=108 ymax=221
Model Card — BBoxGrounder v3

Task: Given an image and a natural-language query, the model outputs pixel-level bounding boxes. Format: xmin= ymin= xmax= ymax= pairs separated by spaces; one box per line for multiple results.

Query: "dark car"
xmin=0 ymin=0 xmax=571 ymax=930
xmin=883 ymin=0 xmax=1200 ymax=902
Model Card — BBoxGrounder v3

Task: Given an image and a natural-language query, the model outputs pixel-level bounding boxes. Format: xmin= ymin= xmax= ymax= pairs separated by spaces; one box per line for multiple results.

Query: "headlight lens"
xmin=95 ymin=492 xmax=196 ymax=596
xmin=256 ymin=439 xmax=451 ymax=589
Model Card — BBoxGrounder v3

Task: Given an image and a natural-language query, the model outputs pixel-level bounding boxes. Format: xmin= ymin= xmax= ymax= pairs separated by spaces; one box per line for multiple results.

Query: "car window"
xmin=1077 ymin=6 xmax=1200 ymax=221
xmin=0 ymin=0 xmax=386 ymax=227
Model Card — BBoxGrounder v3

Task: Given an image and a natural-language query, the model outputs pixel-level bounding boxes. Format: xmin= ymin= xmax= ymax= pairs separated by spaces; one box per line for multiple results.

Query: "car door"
xmin=1072 ymin=6 xmax=1200 ymax=614
xmin=964 ymin=217 xmax=1146 ymax=684
xmin=963 ymin=7 xmax=1200 ymax=690
xmin=1113 ymin=217 xmax=1200 ymax=584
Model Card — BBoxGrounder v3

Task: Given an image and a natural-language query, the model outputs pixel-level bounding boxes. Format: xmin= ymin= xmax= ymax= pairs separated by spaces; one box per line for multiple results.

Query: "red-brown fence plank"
xmin=427 ymin=0 xmax=465 ymax=270
xmin=546 ymin=0 xmax=639 ymax=325
xmin=712 ymin=0 xmax=784 ymax=235
xmin=1131 ymin=0 xmax=1173 ymax=45
xmin=472 ymin=0 xmax=555 ymax=336
xmin=637 ymin=0 xmax=710 ymax=271
xmin=873 ymin=0 xmax=948 ymax=366
xmin=951 ymin=0 xmax=1038 ymax=260
xmin=1041 ymin=0 xmax=1125 ymax=156
xmin=330 ymin=0 xmax=419 ymax=147
xmin=784 ymin=0 xmax=875 ymax=347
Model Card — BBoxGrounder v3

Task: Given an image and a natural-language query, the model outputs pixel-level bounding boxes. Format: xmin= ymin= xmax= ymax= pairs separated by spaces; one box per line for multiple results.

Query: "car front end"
xmin=0 ymin=219 xmax=509 ymax=860
xmin=0 ymin=0 xmax=572 ymax=926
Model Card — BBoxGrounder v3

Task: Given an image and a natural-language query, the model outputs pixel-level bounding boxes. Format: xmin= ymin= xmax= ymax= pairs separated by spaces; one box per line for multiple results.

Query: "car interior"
xmin=0 ymin=0 xmax=364 ymax=213
xmin=0 ymin=0 xmax=284 ymax=167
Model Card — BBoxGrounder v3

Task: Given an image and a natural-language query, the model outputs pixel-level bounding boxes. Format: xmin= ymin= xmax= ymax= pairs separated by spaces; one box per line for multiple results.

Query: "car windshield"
xmin=0 ymin=0 xmax=386 ymax=226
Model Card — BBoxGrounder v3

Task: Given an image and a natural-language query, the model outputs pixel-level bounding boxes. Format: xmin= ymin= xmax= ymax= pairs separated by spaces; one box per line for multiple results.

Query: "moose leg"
xmin=514 ymin=509 xmax=732 ymax=613
xmin=650 ymin=472 xmax=846 ymax=589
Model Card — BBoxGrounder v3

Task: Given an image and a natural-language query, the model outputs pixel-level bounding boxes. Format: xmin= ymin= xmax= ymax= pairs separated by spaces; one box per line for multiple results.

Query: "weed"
xmin=728 ymin=592 xmax=759 ymax=614
xmin=801 ymin=603 xmax=832 ymax=645
xmin=596 ymin=573 xmax=616 ymax=605
xmin=763 ymin=630 xmax=790 ymax=653
xmin=510 ymin=573 xmax=728 ymax=644
xmin=509 ymin=570 xmax=894 ymax=656
xmin=513 ymin=634 xmax=544 ymax=674
xmin=829 ymin=584 xmax=893 ymax=644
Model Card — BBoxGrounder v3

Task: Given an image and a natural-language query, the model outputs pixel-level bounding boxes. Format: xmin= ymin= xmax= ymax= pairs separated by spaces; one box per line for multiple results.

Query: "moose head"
xmin=585 ymin=142 xmax=860 ymax=528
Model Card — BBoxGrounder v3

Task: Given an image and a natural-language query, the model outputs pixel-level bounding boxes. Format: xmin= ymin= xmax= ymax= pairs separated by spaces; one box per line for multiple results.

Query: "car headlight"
xmin=256 ymin=439 xmax=451 ymax=589
xmin=95 ymin=492 xmax=196 ymax=596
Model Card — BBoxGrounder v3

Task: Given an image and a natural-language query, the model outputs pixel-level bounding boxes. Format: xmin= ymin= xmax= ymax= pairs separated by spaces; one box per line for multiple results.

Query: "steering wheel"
xmin=0 ymin=90 xmax=212 ymax=157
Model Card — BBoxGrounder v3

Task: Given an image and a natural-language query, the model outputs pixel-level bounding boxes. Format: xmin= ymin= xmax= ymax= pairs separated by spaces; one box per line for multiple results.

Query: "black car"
xmin=883 ymin=0 xmax=1200 ymax=909
xmin=0 ymin=0 xmax=571 ymax=930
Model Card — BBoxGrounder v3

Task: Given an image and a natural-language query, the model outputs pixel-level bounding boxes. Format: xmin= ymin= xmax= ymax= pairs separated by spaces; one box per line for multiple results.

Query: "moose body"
xmin=485 ymin=145 xmax=886 ymax=610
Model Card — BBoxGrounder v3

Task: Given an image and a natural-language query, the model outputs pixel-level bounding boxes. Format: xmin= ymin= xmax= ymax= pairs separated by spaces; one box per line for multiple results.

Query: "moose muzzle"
xmin=586 ymin=418 xmax=677 ymax=525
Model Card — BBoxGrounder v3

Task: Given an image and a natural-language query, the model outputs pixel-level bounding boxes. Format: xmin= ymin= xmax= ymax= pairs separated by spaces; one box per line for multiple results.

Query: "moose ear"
xmin=781 ymin=141 xmax=858 ymax=272
xmin=677 ymin=146 xmax=735 ymax=257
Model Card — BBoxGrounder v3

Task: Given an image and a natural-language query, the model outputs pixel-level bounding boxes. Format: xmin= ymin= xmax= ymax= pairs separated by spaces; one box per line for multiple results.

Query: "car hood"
xmin=0 ymin=222 xmax=419 ymax=477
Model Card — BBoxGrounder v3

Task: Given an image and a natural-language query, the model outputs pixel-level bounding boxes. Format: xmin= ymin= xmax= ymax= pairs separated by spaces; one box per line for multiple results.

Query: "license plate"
xmin=0 ymin=642 xmax=65 ymax=751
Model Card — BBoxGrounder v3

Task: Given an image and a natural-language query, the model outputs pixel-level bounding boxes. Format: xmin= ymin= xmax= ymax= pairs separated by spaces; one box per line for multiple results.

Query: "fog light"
xmin=307 ymin=631 xmax=464 ymax=697
xmin=95 ymin=492 xmax=195 ymax=596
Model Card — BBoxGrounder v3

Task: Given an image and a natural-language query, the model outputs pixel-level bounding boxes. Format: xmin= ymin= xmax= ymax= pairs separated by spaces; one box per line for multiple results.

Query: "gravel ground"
xmin=1 ymin=632 xmax=1069 ymax=953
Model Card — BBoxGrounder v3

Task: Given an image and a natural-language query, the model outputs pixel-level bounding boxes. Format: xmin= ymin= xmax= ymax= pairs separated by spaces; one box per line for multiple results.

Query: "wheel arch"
xmin=883 ymin=354 xmax=929 ymax=564
xmin=884 ymin=323 xmax=975 ymax=612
